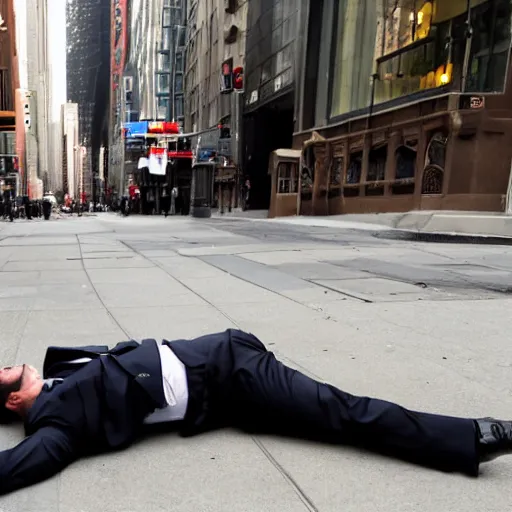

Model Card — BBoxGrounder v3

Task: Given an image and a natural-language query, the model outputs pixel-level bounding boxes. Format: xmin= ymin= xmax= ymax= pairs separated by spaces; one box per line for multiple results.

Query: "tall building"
xmin=282 ymin=0 xmax=512 ymax=216
xmin=109 ymin=0 xmax=187 ymax=198
xmin=124 ymin=0 xmax=186 ymax=124
xmin=14 ymin=0 xmax=59 ymax=197
xmin=47 ymin=0 xmax=67 ymax=194
xmin=0 ymin=0 xmax=19 ymax=197
xmin=242 ymin=0 xmax=301 ymax=208
xmin=67 ymin=0 xmax=110 ymax=202
xmin=61 ymin=102 xmax=81 ymax=200
xmin=14 ymin=0 xmax=67 ymax=196
xmin=184 ymin=0 xmax=247 ymax=166
xmin=108 ymin=0 xmax=128 ymax=197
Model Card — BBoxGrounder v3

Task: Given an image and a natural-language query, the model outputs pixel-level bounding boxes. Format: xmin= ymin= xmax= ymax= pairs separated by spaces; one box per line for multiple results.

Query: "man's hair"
xmin=0 ymin=382 xmax=21 ymax=424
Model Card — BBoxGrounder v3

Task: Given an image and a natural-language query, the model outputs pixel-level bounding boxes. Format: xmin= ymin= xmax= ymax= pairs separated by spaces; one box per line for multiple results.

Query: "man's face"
xmin=0 ymin=365 xmax=42 ymax=414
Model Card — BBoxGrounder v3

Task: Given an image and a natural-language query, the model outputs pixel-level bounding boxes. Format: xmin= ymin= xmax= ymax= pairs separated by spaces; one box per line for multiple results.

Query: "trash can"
xmin=42 ymin=199 xmax=52 ymax=220
xmin=190 ymin=162 xmax=215 ymax=218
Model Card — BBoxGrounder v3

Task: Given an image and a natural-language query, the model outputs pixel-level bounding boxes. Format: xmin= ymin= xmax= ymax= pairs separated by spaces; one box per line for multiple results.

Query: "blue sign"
xmin=197 ymin=149 xmax=216 ymax=162
xmin=124 ymin=121 xmax=148 ymax=138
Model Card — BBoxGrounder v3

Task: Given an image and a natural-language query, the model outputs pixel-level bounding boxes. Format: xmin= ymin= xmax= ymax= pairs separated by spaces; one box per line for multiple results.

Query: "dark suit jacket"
xmin=0 ymin=339 xmax=167 ymax=495
xmin=0 ymin=329 xmax=266 ymax=496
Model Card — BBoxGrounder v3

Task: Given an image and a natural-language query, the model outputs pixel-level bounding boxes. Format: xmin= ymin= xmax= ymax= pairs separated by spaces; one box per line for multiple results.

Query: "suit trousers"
xmin=179 ymin=331 xmax=479 ymax=476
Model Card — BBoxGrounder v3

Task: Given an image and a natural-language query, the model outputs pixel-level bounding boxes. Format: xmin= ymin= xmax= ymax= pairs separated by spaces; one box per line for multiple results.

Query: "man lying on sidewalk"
xmin=0 ymin=329 xmax=510 ymax=495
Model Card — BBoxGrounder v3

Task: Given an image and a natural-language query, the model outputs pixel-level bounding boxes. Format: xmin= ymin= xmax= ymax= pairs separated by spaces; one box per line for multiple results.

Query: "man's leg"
xmin=231 ymin=350 xmax=479 ymax=475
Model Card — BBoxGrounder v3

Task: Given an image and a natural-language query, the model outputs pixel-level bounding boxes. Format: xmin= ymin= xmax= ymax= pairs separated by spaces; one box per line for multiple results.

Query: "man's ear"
xmin=5 ymin=394 xmax=22 ymax=412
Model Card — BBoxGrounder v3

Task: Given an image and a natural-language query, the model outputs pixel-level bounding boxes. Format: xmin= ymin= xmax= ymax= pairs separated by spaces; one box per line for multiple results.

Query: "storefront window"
xmin=465 ymin=0 xmax=512 ymax=93
xmin=375 ymin=39 xmax=445 ymax=103
xmin=329 ymin=0 xmax=511 ymax=117
xmin=330 ymin=0 xmax=378 ymax=117
xmin=383 ymin=0 xmax=434 ymax=55
xmin=374 ymin=1 xmax=469 ymax=104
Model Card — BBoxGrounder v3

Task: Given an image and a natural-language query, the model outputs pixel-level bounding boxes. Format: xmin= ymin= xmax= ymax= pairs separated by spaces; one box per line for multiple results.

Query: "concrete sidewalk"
xmin=1 ymin=214 xmax=512 ymax=511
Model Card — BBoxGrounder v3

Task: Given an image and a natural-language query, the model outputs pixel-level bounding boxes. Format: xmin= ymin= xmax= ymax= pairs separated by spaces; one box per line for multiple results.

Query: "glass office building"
xmin=124 ymin=0 xmax=186 ymax=125
xmin=67 ymin=0 xmax=110 ymax=201
xmin=242 ymin=0 xmax=302 ymax=208
xmin=290 ymin=0 xmax=512 ymax=215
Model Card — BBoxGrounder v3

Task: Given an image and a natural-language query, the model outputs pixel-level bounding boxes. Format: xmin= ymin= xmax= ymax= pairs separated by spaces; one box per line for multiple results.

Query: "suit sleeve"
xmin=0 ymin=426 xmax=78 ymax=495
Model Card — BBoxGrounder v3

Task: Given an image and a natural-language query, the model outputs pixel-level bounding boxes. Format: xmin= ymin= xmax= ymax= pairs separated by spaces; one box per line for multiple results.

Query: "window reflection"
xmin=330 ymin=0 xmax=377 ymax=116
xmin=329 ymin=0 xmax=512 ymax=118
xmin=163 ymin=8 xmax=171 ymax=27
xmin=162 ymin=28 xmax=171 ymax=51
xmin=375 ymin=6 xmax=468 ymax=104
xmin=384 ymin=0 xmax=433 ymax=54
xmin=158 ymin=52 xmax=171 ymax=72
xmin=157 ymin=97 xmax=169 ymax=120
xmin=157 ymin=73 xmax=170 ymax=94
xmin=465 ymin=0 xmax=512 ymax=92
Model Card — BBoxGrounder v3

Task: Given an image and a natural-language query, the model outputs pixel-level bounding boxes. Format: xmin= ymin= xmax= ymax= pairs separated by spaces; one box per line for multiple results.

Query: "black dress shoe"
xmin=475 ymin=418 xmax=512 ymax=462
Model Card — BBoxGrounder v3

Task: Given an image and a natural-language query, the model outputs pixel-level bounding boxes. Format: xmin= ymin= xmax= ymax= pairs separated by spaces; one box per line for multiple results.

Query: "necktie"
xmin=43 ymin=378 xmax=64 ymax=392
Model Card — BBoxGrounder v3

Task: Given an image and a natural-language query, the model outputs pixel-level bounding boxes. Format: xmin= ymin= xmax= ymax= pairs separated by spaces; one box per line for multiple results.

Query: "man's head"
xmin=0 ymin=364 xmax=44 ymax=422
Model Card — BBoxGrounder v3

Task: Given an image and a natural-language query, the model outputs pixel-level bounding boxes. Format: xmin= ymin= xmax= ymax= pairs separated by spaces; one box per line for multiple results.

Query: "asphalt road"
xmin=1 ymin=213 xmax=512 ymax=512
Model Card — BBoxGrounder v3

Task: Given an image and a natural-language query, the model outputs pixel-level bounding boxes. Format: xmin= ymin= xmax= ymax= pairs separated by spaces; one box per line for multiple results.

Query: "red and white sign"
xmin=148 ymin=147 xmax=168 ymax=176
xmin=148 ymin=122 xmax=180 ymax=134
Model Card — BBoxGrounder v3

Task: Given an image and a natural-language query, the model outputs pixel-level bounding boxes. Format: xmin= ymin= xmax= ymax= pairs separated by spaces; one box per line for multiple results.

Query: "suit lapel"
xmin=109 ymin=339 xmax=166 ymax=408
xmin=43 ymin=345 xmax=109 ymax=378
xmin=42 ymin=341 xmax=140 ymax=378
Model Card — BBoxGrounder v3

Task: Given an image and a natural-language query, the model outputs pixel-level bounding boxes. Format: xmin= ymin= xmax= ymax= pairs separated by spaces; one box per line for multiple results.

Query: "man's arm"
xmin=0 ymin=426 xmax=78 ymax=495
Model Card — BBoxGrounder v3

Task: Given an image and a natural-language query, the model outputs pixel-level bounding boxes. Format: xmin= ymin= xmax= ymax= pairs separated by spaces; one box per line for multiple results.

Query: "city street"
xmin=1 ymin=213 xmax=512 ymax=511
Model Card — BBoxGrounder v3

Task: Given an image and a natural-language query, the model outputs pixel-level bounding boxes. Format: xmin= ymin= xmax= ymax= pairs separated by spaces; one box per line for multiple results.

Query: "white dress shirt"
xmin=144 ymin=344 xmax=189 ymax=424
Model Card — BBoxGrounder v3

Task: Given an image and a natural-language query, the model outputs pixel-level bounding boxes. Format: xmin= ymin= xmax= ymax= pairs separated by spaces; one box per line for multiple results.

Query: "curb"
xmin=207 ymin=213 xmax=512 ymax=244
xmin=373 ymin=229 xmax=512 ymax=245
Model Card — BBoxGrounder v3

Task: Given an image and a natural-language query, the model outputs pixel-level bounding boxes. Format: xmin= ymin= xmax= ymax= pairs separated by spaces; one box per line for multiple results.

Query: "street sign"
xmin=470 ymin=96 xmax=485 ymax=109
